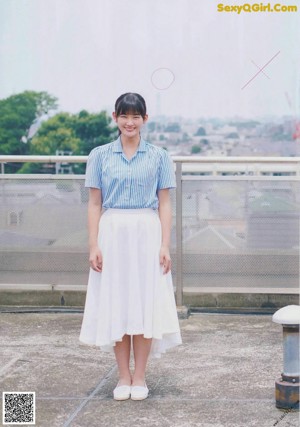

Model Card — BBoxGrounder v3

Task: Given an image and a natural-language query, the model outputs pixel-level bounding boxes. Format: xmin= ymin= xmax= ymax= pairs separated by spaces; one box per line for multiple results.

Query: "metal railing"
xmin=1 ymin=154 xmax=300 ymax=175
xmin=1 ymin=155 xmax=300 ymax=306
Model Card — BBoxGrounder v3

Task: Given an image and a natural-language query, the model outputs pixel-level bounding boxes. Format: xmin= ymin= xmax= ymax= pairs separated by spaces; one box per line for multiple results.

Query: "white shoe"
xmin=130 ymin=384 xmax=149 ymax=401
xmin=113 ymin=384 xmax=131 ymax=401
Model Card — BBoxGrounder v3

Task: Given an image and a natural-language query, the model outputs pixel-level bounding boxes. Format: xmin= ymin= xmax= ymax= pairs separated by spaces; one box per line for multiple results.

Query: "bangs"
xmin=115 ymin=93 xmax=147 ymax=118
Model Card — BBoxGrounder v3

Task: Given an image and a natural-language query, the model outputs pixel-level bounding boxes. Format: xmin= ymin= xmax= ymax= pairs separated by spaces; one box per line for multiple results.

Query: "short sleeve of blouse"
xmin=85 ymin=148 xmax=102 ymax=189
xmin=157 ymin=149 xmax=176 ymax=190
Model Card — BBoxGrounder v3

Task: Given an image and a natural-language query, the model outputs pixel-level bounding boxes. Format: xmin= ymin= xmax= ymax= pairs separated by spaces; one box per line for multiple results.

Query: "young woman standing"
xmin=79 ymin=93 xmax=182 ymax=401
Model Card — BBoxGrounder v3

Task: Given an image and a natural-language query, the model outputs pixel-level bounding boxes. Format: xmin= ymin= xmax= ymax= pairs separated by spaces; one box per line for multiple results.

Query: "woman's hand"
xmin=158 ymin=189 xmax=172 ymax=275
xmin=159 ymin=245 xmax=171 ymax=275
xmin=89 ymin=246 xmax=103 ymax=272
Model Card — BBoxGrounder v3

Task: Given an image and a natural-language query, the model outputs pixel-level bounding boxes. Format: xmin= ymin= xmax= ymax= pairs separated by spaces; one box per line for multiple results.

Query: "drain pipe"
xmin=272 ymin=305 xmax=300 ymax=410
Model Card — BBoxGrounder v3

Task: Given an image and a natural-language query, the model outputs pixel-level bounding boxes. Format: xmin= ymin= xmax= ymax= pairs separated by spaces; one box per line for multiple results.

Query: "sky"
xmin=0 ymin=0 xmax=299 ymax=119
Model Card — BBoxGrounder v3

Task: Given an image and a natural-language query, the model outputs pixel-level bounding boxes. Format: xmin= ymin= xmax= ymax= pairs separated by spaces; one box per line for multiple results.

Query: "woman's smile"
xmin=113 ymin=113 xmax=146 ymax=137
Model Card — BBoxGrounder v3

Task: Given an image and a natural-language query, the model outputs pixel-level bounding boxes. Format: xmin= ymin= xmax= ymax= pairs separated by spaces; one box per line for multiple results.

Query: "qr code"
xmin=2 ymin=392 xmax=35 ymax=425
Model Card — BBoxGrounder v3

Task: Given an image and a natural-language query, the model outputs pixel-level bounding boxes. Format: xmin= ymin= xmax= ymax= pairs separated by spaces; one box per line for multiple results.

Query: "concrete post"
xmin=175 ymin=161 xmax=183 ymax=307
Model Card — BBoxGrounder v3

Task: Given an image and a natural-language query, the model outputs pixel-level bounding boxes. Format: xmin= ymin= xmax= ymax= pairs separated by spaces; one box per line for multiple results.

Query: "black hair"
xmin=114 ymin=93 xmax=147 ymax=118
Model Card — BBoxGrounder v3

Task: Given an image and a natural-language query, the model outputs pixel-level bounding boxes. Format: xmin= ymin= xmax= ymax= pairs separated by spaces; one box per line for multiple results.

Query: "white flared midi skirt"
xmin=79 ymin=208 xmax=182 ymax=358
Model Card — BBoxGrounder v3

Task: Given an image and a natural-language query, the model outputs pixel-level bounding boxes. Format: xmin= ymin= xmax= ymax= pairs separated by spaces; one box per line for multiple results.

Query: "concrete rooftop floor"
xmin=0 ymin=311 xmax=299 ymax=427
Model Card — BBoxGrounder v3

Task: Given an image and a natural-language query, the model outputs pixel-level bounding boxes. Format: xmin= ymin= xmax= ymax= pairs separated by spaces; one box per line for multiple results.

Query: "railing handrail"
xmin=172 ymin=156 xmax=300 ymax=164
xmin=0 ymin=155 xmax=88 ymax=163
xmin=1 ymin=155 xmax=300 ymax=164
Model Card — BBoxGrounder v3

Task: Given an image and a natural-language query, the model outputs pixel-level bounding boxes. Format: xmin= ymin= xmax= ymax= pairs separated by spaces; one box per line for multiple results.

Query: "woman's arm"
xmin=158 ymin=188 xmax=172 ymax=274
xmin=88 ymin=188 xmax=103 ymax=272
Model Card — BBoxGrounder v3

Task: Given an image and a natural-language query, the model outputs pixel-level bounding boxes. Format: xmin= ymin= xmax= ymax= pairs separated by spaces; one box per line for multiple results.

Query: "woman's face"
xmin=113 ymin=111 xmax=148 ymax=139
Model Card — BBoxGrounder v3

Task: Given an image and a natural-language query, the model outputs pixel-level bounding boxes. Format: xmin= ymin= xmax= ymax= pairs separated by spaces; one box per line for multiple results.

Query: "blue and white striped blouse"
xmin=85 ymin=137 xmax=176 ymax=209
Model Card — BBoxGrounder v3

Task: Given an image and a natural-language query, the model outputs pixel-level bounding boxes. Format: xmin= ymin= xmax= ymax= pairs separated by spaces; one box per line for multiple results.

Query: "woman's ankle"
xmin=117 ymin=373 xmax=132 ymax=386
xmin=131 ymin=374 xmax=146 ymax=386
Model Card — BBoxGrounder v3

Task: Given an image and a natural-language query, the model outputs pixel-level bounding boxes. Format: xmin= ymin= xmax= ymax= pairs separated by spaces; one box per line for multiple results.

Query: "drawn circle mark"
xmin=151 ymin=68 xmax=175 ymax=90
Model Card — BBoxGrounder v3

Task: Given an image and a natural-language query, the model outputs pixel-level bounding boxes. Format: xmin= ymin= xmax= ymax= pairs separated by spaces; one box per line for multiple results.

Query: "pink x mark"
xmin=241 ymin=50 xmax=280 ymax=90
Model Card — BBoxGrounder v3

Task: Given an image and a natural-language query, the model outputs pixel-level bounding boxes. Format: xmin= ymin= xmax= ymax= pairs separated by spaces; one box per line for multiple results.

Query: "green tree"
xmin=29 ymin=110 xmax=116 ymax=155
xmin=200 ymin=138 xmax=209 ymax=145
xmin=0 ymin=91 xmax=58 ymax=172
xmin=225 ymin=132 xmax=239 ymax=139
xmin=17 ymin=113 xmax=80 ymax=174
xmin=194 ymin=126 xmax=206 ymax=136
xmin=182 ymin=132 xmax=189 ymax=142
xmin=147 ymin=122 xmax=156 ymax=133
xmin=18 ymin=110 xmax=117 ymax=173
xmin=165 ymin=122 xmax=181 ymax=132
xmin=29 ymin=113 xmax=79 ymax=154
xmin=73 ymin=110 xmax=116 ymax=155
xmin=191 ymin=145 xmax=201 ymax=154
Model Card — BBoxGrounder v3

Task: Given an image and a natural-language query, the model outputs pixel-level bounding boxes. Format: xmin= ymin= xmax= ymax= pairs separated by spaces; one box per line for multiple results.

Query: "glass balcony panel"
xmin=0 ymin=164 xmax=299 ymax=295
xmin=181 ymin=179 xmax=299 ymax=290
